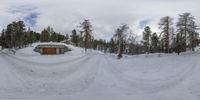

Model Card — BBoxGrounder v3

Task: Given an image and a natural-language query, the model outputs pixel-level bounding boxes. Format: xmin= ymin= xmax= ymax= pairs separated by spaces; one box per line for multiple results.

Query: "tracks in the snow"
xmin=3 ymin=53 xmax=88 ymax=66
xmin=0 ymin=53 xmax=101 ymax=98
xmin=0 ymin=52 xmax=199 ymax=99
xmin=102 ymin=54 xmax=198 ymax=93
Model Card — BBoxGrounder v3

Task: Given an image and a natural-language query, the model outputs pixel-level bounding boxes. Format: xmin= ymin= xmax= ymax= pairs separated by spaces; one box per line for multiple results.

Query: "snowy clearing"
xmin=0 ymin=44 xmax=200 ymax=100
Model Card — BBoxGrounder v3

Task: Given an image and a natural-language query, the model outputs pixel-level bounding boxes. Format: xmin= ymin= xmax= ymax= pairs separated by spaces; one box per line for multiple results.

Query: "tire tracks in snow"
xmin=102 ymin=54 xmax=198 ymax=93
xmin=3 ymin=53 xmax=87 ymax=66
xmin=0 ymin=53 xmax=100 ymax=98
xmin=1 ymin=53 xmax=92 ymax=79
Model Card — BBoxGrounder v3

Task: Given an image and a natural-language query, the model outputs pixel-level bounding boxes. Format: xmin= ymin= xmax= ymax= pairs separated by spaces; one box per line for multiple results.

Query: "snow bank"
xmin=0 ymin=43 xmax=200 ymax=100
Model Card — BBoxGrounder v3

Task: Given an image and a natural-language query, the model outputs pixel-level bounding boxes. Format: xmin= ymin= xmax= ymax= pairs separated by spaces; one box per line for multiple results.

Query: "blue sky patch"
xmin=139 ymin=19 xmax=150 ymax=29
xmin=24 ymin=12 xmax=39 ymax=27
xmin=10 ymin=5 xmax=39 ymax=27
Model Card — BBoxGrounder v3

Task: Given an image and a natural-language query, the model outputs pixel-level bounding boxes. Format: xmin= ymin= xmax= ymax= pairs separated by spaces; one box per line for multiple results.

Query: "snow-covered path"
xmin=0 ymin=46 xmax=200 ymax=100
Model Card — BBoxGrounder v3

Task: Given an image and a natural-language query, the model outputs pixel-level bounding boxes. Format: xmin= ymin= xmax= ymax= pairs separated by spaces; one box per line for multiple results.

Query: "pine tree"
xmin=57 ymin=33 xmax=66 ymax=42
xmin=70 ymin=29 xmax=79 ymax=46
xmin=159 ymin=16 xmax=173 ymax=53
xmin=79 ymin=20 xmax=93 ymax=52
xmin=3 ymin=21 xmax=26 ymax=48
xmin=46 ymin=26 xmax=54 ymax=35
xmin=50 ymin=32 xmax=58 ymax=42
xmin=66 ymin=34 xmax=69 ymax=41
xmin=114 ymin=24 xmax=129 ymax=59
xmin=188 ymin=21 xmax=199 ymax=51
xmin=176 ymin=12 xmax=198 ymax=52
xmin=40 ymin=29 xmax=50 ymax=42
xmin=127 ymin=33 xmax=138 ymax=55
xmin=1 ymin=21 xmax=40 ymax=48
xmin=175 ymin=33 xmax=182 ymax=55
xmin=142 ymin=26 xmax=152 ymax=53
xmin=5 ymin=24 xmax=14 ymax=48
xmin=151 ymin=32 xmax=159 ymax=53
xmin=0 ymin=29 xmax=6 ymax=48
xmin=109 ymin=38 xmax=116 ymax=53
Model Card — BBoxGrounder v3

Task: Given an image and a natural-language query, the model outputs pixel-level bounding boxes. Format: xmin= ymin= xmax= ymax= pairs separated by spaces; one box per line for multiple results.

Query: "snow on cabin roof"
xmin=35 ymin=42 xmax=67 ymax=48
xmin=37 ymin=42 xmax=67 ymax=45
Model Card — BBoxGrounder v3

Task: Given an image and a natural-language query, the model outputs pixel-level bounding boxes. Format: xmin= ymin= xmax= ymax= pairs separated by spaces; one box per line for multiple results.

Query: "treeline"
xmin=0 ymin=21 xmax=66 ymax=49
xmin=40 ymin=26 xmax=66 ymax=42
xmin=141 ymin=13 xmax=199 ymax=55
xmin=69 ymin=20 xmax=144 ymax=56
xmin=0 ymin=12 xmax=199 ymax=57
xmin=69 ymin=12 xmax=200 ymax=58
xmin=0 ymin=21 xmax=39 ymax=48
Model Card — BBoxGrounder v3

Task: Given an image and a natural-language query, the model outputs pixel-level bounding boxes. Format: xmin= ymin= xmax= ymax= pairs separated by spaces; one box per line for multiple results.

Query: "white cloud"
xmin=0 ymin=0 xmax=199 ymax=40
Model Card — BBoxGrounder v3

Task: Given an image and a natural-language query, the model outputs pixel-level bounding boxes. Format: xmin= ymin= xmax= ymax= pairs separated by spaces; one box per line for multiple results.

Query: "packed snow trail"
xmin=0 ymin=45 xmax=200 ymax=100
xmin=103 ymin=54 xmax=198 ymax=93
xmin=0 ymin=53 xmax=99 ymax=98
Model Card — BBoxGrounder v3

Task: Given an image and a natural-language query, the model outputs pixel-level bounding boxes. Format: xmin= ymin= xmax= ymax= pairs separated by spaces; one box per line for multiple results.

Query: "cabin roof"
xmin=35 ymin=42 xmax=67 ymax=48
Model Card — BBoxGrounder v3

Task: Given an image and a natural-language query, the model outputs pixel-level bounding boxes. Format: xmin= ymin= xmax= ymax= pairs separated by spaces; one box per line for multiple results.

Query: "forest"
xmin=0 ymin=12 xmax=199 ymax=57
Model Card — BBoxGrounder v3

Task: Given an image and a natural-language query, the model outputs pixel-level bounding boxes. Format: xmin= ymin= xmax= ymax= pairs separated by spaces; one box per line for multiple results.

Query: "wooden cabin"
xmin=34 ymin=43 xmax=70 ymax=55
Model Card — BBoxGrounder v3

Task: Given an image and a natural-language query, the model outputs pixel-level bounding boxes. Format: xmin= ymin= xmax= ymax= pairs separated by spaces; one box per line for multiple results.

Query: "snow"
xmin=34 ymin=42 xmax=69 ymax=48
xmin=0 ymin=43 xmax=200 ymax=100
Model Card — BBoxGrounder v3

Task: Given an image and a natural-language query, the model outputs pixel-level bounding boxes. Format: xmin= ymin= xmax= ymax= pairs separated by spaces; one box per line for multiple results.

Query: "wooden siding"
xmin=42 ymin=48 xmax=57 ymax=55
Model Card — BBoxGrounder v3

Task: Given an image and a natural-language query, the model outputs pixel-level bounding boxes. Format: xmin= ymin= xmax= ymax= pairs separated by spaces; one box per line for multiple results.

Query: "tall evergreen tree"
xmin=0 ymin=29 xmax=6 ymax=48
xmin=142 ymin=26 xmax=152 ymax=53
xmin=175 ymin=33 xmax=182 ymax=55
xmin=188 ymin=21 xmax=199 ymax=51
xmin=70 ymin=29 xmax=79 ymax=46
xmin=159 ymin=16 xmax=173 ymax=53
xmin=151 ymin=32 xmax=159 ymax=53
xmin=176 ymin=12 xmax=198 ymax=52
xmin=66 ymin=34 xmax=69 ymax=41
xmin=79 ymin=19 xmax=93 ymax=52
xmin=109 ymin=38 xmax=116 ymax=53
xmin=5 ymin=24 xmax=14 ymax=48
xmin=50 ymin=32 xmax=58 ymax=42
xmin=40 ymin=29 xmax=50 ymax=42
xmin=46 ymin=26 xmax=54 ymax=35
xmin=127 ymin=33 xmax=138 ymax=55
xmin=114 ymin=24 xmax=129 ymax=59
xmin=3 ymin=21 xmax=26 ymax=48
xmin=57 ymin=33 xmax=66 ymax=42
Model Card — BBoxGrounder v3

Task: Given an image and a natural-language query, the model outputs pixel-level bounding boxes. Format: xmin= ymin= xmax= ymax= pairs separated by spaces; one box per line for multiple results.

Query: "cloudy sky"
xmin=0 ymin=0 xmax=199 ymax=40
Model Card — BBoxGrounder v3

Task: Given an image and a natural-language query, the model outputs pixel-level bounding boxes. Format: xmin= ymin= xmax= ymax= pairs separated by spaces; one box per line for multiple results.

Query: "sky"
xmin=0 ymin=0 xmax=199 ymax=40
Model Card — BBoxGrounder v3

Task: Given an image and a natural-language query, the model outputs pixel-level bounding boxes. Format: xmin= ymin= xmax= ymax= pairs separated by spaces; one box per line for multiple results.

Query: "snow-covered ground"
xmin=0 ymin=43 xmax=200 ymax=100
